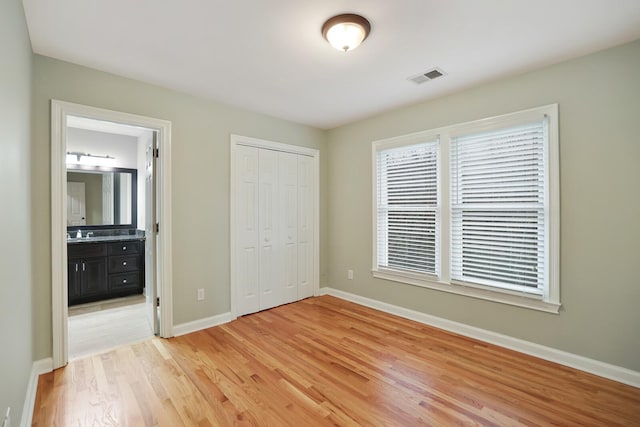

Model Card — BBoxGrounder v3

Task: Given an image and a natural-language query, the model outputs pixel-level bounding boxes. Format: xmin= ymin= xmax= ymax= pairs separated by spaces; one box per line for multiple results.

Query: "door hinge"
xmin=156 ymin=297 xmax=160 ymax=307
xmin=153 ymin=148 xmax=159 ymax=158
xmin=155 ymin=223 xmax=159 ymax=233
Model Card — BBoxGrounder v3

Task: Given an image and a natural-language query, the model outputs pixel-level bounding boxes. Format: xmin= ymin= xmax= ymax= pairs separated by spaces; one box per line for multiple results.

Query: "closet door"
xmin=235 ymin=146 xmax=260 ymax=316
xmin=279 ymin=152 xmax=298 ymax=304
xmin=298 ymin=155 xmax=314 ymax=299
xmin=258 ymin=149 xmax=280 ymax=310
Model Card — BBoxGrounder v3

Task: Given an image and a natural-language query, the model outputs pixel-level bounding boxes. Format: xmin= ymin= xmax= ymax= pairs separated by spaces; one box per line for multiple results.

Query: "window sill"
xmin=372 ymin=269 xmax=561 ymax=314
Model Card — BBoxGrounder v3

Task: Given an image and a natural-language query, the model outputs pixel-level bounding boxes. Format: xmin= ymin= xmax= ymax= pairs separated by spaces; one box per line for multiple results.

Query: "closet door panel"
xmin=235 ymin=146 xmax=260 ymax=316
xmin=279 ymin=152 xmax=298 ymax=304
xmin=298 ymin=155 xmax=314 ymax=299
xmin=259 ymin=149 xmax=280 ymax=310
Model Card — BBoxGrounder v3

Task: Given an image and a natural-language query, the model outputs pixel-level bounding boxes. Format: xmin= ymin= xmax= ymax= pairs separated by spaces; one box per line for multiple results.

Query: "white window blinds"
xmin=451 ymin=120 xmax=547 ymax=294
xmin=376 ymin=141 xmax=439 ymax=275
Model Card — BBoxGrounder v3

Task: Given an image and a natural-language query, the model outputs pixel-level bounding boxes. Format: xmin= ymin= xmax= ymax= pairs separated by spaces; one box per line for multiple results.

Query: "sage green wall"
xmin=0 ymin=0 xmax=33 ymax=421
xmin=326 ymin=40 xmax=640 ymax=371
xmin=26 ymin=33 xmax=640 ymax=373
xmin=32 ymin=55 xmax=328 ymax=360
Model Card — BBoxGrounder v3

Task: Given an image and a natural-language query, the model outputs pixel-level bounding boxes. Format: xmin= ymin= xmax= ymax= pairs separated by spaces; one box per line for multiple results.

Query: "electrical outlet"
xmin=197 ymin=288 xmax=205 ymax=301
xmin=347 ymin=269 xmax=354 ymax=280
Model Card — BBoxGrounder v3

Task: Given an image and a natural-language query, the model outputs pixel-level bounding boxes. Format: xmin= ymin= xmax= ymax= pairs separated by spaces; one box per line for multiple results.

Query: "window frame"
xmin=372 ymin=104 xmax=560 ymax=314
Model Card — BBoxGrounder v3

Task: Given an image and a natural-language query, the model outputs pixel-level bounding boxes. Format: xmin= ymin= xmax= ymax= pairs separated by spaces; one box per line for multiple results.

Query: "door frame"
xmin=51 ymin=100 xmax=174 ymax=369
xmin=230 ymin=134 xmax=320 ymax=319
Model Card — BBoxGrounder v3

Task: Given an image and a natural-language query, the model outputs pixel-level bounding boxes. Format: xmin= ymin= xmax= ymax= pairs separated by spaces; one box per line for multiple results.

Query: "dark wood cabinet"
xmin=107 ymin=240 xmax=143 ymax=296
xmin=67 ymin=260 xmax=81 ymax=302
xmin=81 ymin=258 xmax=108 ymax=297
xmin=68 ymin=239 xmax=144 ymax=306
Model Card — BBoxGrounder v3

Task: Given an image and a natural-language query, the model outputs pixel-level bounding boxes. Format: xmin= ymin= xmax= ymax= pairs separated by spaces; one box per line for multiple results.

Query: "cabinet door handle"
xmin=75 ymin=263 xmax=78 ymax=272
xmin=123 ymin=279 xmax=127 ymax=284
xmin=123 ymin=261 xmax=127 ymax=266
xmin=122 ymin=246 xmax=127 ymax=251
xmin=82 ymin=262 xmax=85 ymax=272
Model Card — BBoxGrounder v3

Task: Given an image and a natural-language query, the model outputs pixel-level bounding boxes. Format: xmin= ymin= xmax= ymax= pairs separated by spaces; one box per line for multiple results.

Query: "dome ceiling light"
xmin=322 ymin=13 xmax=371 ymax=52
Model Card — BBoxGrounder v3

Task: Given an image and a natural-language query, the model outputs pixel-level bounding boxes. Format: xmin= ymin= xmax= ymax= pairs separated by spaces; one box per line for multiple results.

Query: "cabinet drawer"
xmin=108 ymin=241 xmax=141 ymax=255
xmin=109 ymin=255 xmax=141 ymax=273
xmin=109 ymin=272 xmax=141 ymax=290
xmin=68 ymin=243 xmax=107 ymax=258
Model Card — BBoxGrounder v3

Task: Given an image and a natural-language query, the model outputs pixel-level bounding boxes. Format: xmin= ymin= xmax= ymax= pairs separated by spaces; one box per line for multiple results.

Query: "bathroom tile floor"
xmin=68 ymin=295 xmax=154 ymax=360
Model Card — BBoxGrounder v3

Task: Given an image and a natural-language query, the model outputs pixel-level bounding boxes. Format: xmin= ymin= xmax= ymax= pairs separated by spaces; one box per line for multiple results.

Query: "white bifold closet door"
xmin=297 ymin=155 xmax=314 ymax=300
xmin=279 ymin=152 xmax=299 ymax=305
xmin=235 ymin=145 xmax=314 ymax=317
xmin=236 ymin=145 xmax=260 ymax=316
xmin=259 ymin=149 xmax=280 ymax=310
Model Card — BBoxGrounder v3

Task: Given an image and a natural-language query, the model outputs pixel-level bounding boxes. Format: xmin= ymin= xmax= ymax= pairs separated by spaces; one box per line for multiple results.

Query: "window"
xmin=451 ymin=121 xmax=546 ymax=296
xmin=373 ymin=105 xmax=560 ymax=313
xmin=376 ymin=141 xmax=439 ymax=276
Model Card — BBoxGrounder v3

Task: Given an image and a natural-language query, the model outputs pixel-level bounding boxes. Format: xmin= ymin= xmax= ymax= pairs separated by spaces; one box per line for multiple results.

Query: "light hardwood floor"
xmin=34 ymin=296 xmax=640 ymax=426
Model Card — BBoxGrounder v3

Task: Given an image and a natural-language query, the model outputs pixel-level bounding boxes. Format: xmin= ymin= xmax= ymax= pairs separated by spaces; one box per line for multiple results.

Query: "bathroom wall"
xmin=67 ymin=127 xmax=138 ymax=169
xmin=136 ymin=132 xmax=151 ymax=230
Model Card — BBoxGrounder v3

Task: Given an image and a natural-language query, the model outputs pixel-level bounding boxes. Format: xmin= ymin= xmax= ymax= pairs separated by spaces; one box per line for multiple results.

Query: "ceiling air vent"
xmin=408 ymin=68 xmax=446 ymax=85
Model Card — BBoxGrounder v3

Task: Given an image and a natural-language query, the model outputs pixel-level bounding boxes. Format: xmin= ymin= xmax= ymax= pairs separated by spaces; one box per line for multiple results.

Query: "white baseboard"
xmin=173 ymin=312 xmax=233 ymax=337
xmin=20 ymin=358 xmax=53 ymax=427
xmin=319 ymin=287 xmax=640 ymax=388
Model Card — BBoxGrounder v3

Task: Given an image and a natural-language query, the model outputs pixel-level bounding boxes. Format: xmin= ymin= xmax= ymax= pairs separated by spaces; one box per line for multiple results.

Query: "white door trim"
xmin=230 ymin=134 xmax=320 ymax=319
xmin=51 ymin=100 xmax=173 ymax=369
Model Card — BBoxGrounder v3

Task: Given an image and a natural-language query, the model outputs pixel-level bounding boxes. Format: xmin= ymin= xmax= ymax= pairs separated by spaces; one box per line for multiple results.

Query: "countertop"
xmin=67 ymin=235 xmax=145 ymax=245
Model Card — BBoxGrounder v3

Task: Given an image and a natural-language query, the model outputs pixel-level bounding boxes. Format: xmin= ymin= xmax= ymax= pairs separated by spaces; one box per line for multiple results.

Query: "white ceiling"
xmin=22 ymin=0 xmax=640 ymax=129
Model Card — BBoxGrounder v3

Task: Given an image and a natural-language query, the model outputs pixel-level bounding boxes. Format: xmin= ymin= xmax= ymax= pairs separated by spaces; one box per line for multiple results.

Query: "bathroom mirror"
xmin=67 ymin=165 xmax=137 ymax=230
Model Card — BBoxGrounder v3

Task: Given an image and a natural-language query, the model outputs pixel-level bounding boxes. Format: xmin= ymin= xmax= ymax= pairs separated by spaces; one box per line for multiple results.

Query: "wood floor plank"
xmin=33 ymin=295 xmax=640 ymax=426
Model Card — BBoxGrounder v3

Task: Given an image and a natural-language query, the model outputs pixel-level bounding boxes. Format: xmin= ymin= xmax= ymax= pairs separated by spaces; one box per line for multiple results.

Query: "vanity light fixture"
xmin=67 ymin=151 xmax=115 ymax=162
xmin=322 ymin=13 xmax=371 ymax=52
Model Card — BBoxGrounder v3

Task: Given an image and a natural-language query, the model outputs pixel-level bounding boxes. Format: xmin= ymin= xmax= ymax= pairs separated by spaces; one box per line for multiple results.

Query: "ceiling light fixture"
xmin=67 ymin=151 xmax=115 ymax=162
xmin=322 ymin=13 xmax=371 ymax=52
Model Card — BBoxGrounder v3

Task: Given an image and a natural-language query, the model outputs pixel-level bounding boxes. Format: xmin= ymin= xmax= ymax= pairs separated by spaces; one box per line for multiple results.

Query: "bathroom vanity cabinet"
xmin=68 ymin=238 xmax=144 ymax=306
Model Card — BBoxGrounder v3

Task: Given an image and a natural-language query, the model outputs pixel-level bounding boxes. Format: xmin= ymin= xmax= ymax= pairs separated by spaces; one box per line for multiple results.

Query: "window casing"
xmin=372 ymin=105 xmax=560 ymax=313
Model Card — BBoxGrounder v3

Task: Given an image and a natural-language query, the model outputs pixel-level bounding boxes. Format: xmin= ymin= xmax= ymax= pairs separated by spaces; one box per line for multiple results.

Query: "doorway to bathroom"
xmin=51 ymin=100 xmax=173 ymax=368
